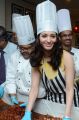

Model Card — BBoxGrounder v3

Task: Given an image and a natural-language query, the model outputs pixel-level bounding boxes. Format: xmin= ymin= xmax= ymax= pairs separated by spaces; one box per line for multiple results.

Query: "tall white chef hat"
xmin=36 ymin=0 xmax=58 ymax=35
xmin=57 ymin=9 xmax=72 ymax=33
xmin=12 ymin=13 xmax=21 ymax=33
xmin=13 ymin=15 xmax=35 ymax=45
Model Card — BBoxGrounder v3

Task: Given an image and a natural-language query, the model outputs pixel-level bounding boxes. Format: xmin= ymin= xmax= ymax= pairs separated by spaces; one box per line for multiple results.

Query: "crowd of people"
xmin=0 ymin=0 xmax=79 ymax=120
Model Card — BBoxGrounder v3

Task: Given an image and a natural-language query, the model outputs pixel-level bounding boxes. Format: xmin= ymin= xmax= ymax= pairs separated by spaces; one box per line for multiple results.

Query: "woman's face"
xmin=39 ymin=31 xmax=57 ymax=51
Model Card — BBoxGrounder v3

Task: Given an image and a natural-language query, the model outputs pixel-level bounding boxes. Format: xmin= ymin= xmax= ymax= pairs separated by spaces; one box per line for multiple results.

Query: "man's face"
xmin=12 ymin=32 xmax=18 ymax=44
xmin=19 ymin=44 xmax=34 ymax=59
xmin=0 ymin=39 xmax=7 ymax=49
xmin=60 ymin=30 xmax=73 ymax=47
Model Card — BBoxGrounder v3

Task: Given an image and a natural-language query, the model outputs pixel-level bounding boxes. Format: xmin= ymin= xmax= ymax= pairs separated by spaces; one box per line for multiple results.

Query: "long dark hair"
xmin=30 ymin=34 xmax=63 ymax=70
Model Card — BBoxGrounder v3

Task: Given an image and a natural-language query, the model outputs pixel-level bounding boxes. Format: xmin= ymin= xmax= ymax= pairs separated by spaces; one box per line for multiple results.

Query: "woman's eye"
xmin=40 ymin=34 xmax=56 ymax=38
xmin=42 ymin=35 xmax=47 ymax=38
xmin=51 ymin=35 xmax=56 ymax=38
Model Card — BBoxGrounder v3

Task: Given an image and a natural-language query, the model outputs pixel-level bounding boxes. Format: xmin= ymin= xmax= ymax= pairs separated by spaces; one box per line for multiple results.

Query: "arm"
xmin=64 ymin=51 xmax=74 ymax=117
xmin=5 ymin=52 xmax=18 ymax=104
xmin=22 ymin=67 xmax=41 ymax=120
xmin=26 ymin=67 xmax=41 ymax=111
xmin=5 ymin=53 xmax=17 ymax=94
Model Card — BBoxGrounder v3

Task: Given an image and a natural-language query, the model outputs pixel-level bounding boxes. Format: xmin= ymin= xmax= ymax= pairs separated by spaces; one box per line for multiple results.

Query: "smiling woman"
xmin=21 ymin=1 xmax=75 ymax=120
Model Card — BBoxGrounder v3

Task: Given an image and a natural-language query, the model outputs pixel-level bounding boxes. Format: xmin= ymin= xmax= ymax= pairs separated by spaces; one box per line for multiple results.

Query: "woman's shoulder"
xmin=63 ymin=50 xmax=74 ymax=65
xmin=63 ymin=50 xmax=72 ymax=58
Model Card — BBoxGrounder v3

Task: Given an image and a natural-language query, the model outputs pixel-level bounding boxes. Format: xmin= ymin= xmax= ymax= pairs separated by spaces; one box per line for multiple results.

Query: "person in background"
xmin=22 ymin=1 xmax=74 ymax=120
xmin=12 ymin=32 xmax=18 ymax=45
xmin=57 ymin=9 xmax=79 ymax=107
xmin=5 ymin=15 xmax=46 ymax=106
xmin=6 ymin=31 xmax=18 ymax=45
xmin=0 ymin=26 xmax=17 ymax=99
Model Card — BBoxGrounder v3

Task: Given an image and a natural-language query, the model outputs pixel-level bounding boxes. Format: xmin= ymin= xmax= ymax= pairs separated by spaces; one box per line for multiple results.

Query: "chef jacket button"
xmin=18 ymin=87 xmax=20 ymax=89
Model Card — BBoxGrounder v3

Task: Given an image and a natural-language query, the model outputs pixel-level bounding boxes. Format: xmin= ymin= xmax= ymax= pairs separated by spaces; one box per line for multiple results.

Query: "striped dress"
xmin=40 ymin=54 xmax=79 ymax=107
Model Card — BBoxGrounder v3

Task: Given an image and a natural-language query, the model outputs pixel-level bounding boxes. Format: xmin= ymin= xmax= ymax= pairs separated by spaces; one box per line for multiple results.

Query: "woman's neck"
xmin=43 ymin=50 xmax=52 ymax=61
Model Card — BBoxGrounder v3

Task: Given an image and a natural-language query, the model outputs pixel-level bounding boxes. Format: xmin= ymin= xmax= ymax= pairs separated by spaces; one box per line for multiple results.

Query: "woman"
xmin=22 ymin=1 xmax=74 ymax=120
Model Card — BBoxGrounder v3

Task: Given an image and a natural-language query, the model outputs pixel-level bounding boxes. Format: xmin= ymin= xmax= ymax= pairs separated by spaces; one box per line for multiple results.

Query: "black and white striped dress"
xmin=40 ymin=57 xmax=79 ymax=107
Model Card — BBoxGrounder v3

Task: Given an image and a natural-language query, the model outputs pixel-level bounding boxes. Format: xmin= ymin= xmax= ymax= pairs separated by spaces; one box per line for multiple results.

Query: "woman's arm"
xmin=26 ymin=67 xmax=41 ymax=111
xmin=64 ymin=51 xmax=74 ymax=117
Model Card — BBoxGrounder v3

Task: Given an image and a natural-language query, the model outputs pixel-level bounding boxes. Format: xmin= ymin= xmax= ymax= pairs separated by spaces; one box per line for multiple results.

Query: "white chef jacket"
xmin=5 ymin=49 xmax=46 ymax=99
xmin=71 ymin=47 xmax=79 ymax=79
xmin=0 ymin=41 xmax=17 ymax=87
xmin=1 ymin=41 xmax=17 ymax=65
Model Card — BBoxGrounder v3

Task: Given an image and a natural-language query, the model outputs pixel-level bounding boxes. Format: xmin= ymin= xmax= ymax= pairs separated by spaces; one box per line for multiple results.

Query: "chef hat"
xmin=13 ymin=15 xmax=35 ymax=45
xmin=12 ymin=13 xmax=22 ymax=33
xmin=36 ymin=0 xmax=58 ymax=35
xmin=57 ymin=9 xmax=72 ymax=33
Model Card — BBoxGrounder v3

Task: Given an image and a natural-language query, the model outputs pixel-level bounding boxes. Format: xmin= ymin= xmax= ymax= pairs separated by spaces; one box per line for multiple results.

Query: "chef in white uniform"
xmin=57 ymin=9 xmax=79 ymax=107
xmin=3 ymin=15 xmax=46 ymax=105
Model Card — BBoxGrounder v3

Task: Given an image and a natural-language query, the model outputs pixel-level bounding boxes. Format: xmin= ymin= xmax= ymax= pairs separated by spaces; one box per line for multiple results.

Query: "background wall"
xmin=5 ymin=0 xmax=34 ymax=31
xmin=0 ymin=0 xmax=5 ymax=27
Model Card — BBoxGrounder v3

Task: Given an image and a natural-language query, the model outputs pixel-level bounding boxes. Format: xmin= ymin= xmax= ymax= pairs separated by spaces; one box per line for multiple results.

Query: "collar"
xmin=3 ymin=41 xmax=9 ymax=53
xmin=70 ymin=51 xmax=74 ymax=55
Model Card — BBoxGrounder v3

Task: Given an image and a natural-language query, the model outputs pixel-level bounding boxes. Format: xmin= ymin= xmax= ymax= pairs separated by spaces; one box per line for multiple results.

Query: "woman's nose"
xmin=47 ymin=37 xmax=51 ymax=42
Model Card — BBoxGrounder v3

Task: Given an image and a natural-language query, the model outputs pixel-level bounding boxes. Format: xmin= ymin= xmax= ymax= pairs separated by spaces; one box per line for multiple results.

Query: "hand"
xmin=20 ymin=102 xmax=27 ymax=108
xmin=62 ymin=117 xmax=72 ymax=120
xmin=10 ymin=96 xmax=19 ymax=105
xmin=21 ymin=111 xmax=31 ymax=120
xmin=0 ymin=86 xmax=4 ymax=98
